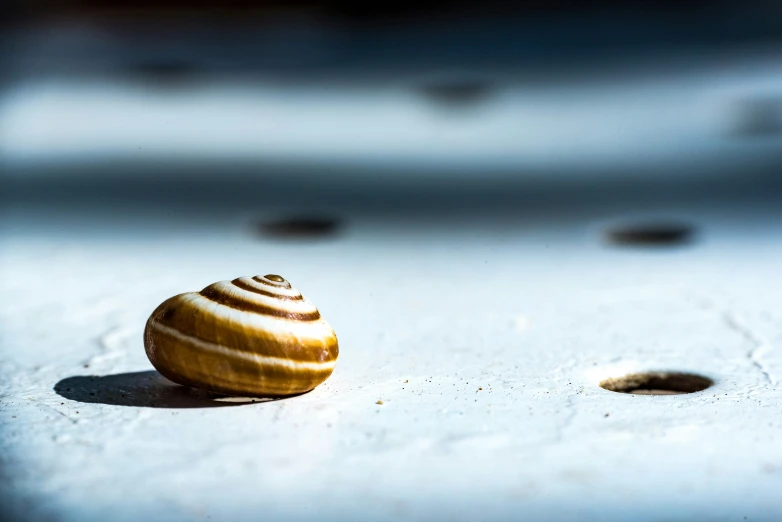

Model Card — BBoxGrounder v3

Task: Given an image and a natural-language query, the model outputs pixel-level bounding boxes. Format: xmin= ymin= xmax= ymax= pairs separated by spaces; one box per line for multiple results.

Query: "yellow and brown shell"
xmin=144 ymin=274 xmax=338 ymax=397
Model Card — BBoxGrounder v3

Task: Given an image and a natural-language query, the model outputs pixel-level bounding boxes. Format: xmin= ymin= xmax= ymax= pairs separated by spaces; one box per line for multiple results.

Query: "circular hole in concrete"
xmin=259 ymin=215 xmax=342 ymax=239
xmin=605 ymin=222 xmax=693 ymax=247
xmin=599 ymin=371 xmax=713 ymax=395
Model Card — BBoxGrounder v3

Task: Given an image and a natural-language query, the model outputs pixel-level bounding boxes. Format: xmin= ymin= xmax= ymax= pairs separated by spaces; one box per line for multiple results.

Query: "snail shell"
xmin=144 ymin=274 xmax=338 ymax=397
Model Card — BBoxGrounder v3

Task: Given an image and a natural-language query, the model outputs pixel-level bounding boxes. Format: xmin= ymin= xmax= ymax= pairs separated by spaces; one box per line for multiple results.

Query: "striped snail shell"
xmin=144 ymin=274 xmax=338 ymax=397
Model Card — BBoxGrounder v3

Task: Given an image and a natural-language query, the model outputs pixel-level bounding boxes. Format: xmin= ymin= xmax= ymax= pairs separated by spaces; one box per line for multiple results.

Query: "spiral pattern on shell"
xmin=144 ymin=274 xmax=338 ymax=397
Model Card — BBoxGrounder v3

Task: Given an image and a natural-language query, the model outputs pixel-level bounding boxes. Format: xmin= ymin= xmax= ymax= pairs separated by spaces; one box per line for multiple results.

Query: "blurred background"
xmin=2 ymin=0 xmax=782 ymax=230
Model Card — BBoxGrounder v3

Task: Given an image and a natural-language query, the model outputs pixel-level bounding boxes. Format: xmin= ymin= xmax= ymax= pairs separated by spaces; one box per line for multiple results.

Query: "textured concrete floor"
xmin=2 ymin=184 xmax=781 ymax=521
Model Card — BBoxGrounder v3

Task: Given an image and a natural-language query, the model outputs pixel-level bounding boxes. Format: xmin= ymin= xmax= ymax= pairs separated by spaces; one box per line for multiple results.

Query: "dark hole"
xmin=605 ymin=223 xmax=693 ymax=247
xmin=259 ymin=216 xmax=342 ymax=239
xmin=729 ymin=96 xmax=782 ymax=138
xmin=599 ymin=371 xmax=713 ymax=395
xmin=128 ymin=59 xmax=199 ymax=86
xmin=419 ymin=79 xmax=495 ymax=108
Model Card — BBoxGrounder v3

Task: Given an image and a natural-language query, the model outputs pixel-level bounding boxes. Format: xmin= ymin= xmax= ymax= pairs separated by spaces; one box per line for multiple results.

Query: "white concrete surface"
xmin=2 ymin=201 xmax=782 ymax=521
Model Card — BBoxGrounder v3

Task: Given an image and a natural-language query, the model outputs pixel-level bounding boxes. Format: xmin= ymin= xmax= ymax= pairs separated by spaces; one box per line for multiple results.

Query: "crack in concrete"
xmin=686 ymin=288 xmax=777 ymax=386
xmin=86 ymin=323 xmax=135 ymax=368
xmin=723 ymin=311 xmax=776 ymax=385
xmin=37 ymin=403 xmax=78 ymax=425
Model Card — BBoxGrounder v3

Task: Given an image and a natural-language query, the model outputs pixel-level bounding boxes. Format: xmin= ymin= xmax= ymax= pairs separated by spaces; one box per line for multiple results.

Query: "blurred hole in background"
xmin=258 ymin=215 xmax=343 ymax=240
xmin=126 ymin=58 xmax=202 ymax=87
xmin=729 ymin=95 xmax=782 ymax=138
xmin=599 ymin=371 xmax=713 ymax=395
xmin=418 ymin=75 xmax=497 ymax=109
xmin=605 ymin=222 xmax=694 ymax=247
